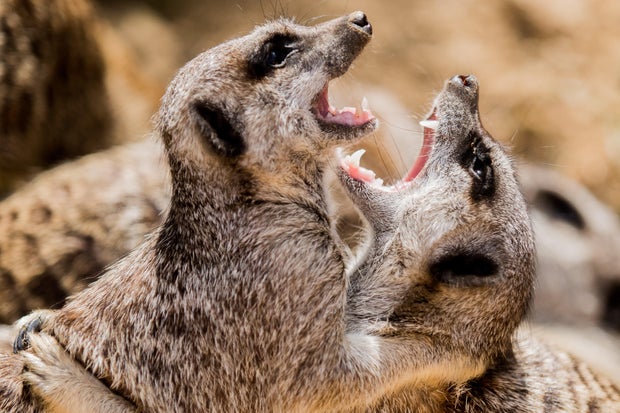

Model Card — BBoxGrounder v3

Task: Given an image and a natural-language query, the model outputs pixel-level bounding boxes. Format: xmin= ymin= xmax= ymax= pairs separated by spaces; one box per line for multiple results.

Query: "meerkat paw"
xmin=13 ymin=309 xmax=55 ymax=353
xmin=21 ymin=332 xmax=135 ymax=413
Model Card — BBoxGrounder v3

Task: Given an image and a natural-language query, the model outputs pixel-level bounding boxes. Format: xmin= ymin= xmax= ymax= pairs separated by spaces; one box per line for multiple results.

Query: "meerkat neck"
xmin=47 ymin=148 xmax=342 ymax=404
xmin=167 ymin=145 xmax=330 ymax=209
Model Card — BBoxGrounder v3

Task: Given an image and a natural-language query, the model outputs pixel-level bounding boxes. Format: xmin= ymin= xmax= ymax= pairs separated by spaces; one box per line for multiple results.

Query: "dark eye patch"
xmin=460 ymin=132 xmax=495 ymax=200
xmin=429 ymin=252 xmax=499 ymax=287
xmin=533 ymin=190 xmax=585 ymax=230
xmin=248 ymin=34 xmax=299 ymax=79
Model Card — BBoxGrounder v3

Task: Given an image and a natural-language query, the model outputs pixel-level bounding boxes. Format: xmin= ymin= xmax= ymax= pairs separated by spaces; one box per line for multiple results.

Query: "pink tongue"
xmin=316 ymin=84 xmax=375 ymax=126
xmin=331 ymin=109 xmax=372 ymax=126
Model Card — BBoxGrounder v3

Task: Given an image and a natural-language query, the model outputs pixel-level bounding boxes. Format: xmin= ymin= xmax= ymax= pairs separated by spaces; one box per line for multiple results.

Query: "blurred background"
xmin=93 ymin=0 xmax=620 ymax=209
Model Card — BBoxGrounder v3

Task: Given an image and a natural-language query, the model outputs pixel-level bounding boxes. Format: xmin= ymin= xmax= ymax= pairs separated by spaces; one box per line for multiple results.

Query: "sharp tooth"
xmin=361 ymin=96 xmax=370 ymax=112
xmin=347 ymin=149 xmax=365 ymax=167
xmin=419 ymin=120 xmax=439 ymax=130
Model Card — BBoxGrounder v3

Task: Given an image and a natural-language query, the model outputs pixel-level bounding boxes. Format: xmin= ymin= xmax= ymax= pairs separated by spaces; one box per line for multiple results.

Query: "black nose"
xmin=349 ymin=11 xmax=372 ymax=35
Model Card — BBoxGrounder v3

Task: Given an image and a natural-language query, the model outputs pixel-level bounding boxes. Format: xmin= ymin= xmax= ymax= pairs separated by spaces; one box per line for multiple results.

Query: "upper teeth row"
xmin=419 ymin=120 xmax=438 ymax=130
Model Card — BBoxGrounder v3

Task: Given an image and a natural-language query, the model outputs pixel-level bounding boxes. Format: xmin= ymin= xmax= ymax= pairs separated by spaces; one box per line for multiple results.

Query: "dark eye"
xmin=266 ymin=43 xmax=294 ymax=68
xmin=470 ymin=151 xmax=490 ymax=181
xmin=462 ymin=136 xmax=495 ymax=200
xmin=603 ymin=282 xmax=620 ymax=331
xmin=248 ymin=34 xmax=298 ymax=78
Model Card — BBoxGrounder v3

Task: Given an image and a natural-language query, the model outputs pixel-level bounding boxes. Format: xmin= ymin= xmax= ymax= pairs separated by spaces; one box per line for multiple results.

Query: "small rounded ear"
xmin=428 ymin=234 xmax=504 ymax=287
xmin=533 ymin=190 xmax=585 ymax=230
xmin=430 ymin=252 xmax=499 ymax=287
xmin=192 ymin=101 xmax=246 ymax=157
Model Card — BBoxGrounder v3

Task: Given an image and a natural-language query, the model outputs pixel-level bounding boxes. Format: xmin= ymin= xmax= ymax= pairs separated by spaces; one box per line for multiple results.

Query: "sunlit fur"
xmin=338 ymin=76 xmax=620 ymax=412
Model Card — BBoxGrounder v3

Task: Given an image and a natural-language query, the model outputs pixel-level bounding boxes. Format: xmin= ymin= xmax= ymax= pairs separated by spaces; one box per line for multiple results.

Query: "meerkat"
xmin=0 ymin=0 xmax=116 ymax=193
xmin=519 ymin=163 xmax=620 ymax=329
xmin=334 ymin=74 xmax=620 ymax=411
xmin=0 ymin=11 xmax=452 ymax=412
xmin=0 ymin=139 xmax=169 ymax=324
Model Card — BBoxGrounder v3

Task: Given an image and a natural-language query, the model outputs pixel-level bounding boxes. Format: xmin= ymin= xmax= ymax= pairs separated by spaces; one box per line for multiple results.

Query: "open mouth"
xmin=338 ymin=109 xmax=438 ymax=191
xmin=313 ymin=83 xmax=376 ymax=128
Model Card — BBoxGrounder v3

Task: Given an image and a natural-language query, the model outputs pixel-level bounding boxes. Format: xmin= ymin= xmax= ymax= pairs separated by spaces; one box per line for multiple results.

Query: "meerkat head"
xmin=338 ymin=75 xmax=536 ymax=382
xmin=155 ymin=12 xmax=377 ymax=184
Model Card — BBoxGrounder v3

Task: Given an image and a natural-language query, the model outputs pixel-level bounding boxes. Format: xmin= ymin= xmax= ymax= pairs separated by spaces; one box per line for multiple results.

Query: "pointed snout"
xmin=443 ymin=74 xmax=480 ymax=111
xmin=313 ymin=12 xmax=373 ymax=79
xmin=449 ymin=74 xmax=479 ymax=93
xmin=348 ymin=11 xmax=372 ymax=35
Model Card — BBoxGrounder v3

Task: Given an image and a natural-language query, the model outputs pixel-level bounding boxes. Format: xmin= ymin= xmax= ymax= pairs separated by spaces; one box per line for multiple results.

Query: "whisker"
xmin=235 ymin=2 xmax=261 ymax=27
xmin=509 ymin=128 xmax=519 ymax=143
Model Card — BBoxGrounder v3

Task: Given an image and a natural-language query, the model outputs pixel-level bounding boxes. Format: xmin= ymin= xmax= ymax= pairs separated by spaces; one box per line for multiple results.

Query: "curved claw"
xmin=13 ymin=315 xmax=44 ymax=354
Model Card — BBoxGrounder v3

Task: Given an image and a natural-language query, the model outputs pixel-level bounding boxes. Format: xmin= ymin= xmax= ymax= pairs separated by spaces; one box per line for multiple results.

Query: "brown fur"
xmin=0 ymin=87 xmax=407 ymax=326
xmin=11 ymin=76 xmax=620 ymax=412
xmin=0 ymin=0 xmax=115 ymax=193
xmin=0 ymin=12 xmax=442 ymax=412
xmin=0 ymin=140 xmax=169 ymax=324
xmin=0 ymin=353 xmax=39 ymax=413
xmin=17 ymin=331 xmax=619 ymax=413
